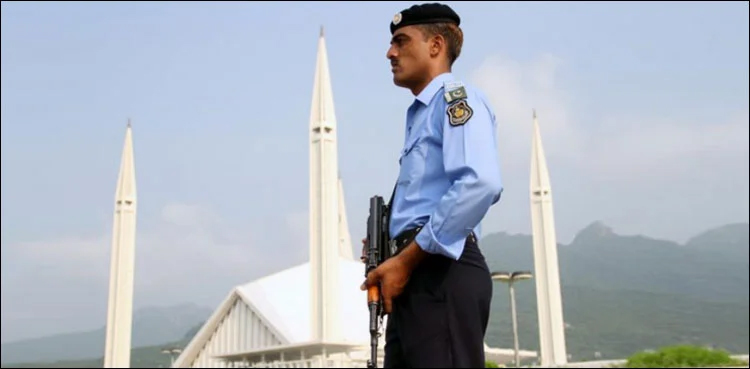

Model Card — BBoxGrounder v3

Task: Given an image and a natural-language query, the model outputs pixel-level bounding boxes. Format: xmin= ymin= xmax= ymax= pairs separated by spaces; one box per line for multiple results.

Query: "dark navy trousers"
xmin=383 ymin=235 xmax=493 ymax=368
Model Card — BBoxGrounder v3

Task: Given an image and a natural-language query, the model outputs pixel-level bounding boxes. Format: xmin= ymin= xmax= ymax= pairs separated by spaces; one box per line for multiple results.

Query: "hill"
xmin=481 ymin=222 xmax=749 ymax=361
xmin=1 ymin=323 xmax=202 ymax=369
xmin=0 ymin=304 xmax=211 ymax=365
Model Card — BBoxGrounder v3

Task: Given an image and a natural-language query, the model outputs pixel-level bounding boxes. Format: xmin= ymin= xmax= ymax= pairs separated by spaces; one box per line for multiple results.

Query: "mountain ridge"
xmin=480 ymin=221 xmax=748 ymax=361
xmin=488 ymin=221 xmax=750 ymax=247
xmin=482 ymin=221 xmax=748 ymax=302
xmin=0 ymin=304 xmax=211 ymax=364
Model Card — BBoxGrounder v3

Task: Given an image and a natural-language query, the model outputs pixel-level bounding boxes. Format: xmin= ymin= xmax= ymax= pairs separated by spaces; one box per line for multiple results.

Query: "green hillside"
xmin=485 ymin=285 xmax=748 ymax=362
xmin=482 ymin=222 xmax=749 ymax=362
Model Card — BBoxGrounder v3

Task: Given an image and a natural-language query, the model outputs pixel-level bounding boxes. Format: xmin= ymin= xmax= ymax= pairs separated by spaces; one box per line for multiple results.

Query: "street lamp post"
xmin=491 ymin=270 xmax=533 ymax=367
xmin=161 ymin=347 xmax=183 ymax=367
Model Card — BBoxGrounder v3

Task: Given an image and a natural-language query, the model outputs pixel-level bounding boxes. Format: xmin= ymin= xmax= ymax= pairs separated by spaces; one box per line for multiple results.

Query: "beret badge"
xmin=392 ymin=12 xmax=403 ymax=26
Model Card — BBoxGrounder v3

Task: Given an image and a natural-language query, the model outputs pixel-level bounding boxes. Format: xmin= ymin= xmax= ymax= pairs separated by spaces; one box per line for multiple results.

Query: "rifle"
xmin=364 ymin=195 xmax=392 ymax=369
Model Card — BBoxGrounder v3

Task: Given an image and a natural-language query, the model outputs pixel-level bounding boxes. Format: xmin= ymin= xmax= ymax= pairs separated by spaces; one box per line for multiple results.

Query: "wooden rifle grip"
xmin=368 ymin=285 xmax=380 ymax=303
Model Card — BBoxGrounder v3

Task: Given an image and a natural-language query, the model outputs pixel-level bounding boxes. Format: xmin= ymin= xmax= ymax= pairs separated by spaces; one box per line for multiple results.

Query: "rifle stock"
xmin=364 ymin=195 xmax=391 ymax=369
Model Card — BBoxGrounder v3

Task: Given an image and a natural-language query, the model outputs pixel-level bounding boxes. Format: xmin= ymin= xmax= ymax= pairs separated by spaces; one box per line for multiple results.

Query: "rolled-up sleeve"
xmin=414 ymin=92 xmax=504 ymax=260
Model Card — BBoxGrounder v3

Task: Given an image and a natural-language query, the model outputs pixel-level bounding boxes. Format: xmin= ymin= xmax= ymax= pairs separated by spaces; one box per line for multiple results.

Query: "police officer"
xmin=361 ymin=2 xmax=504 ymax=368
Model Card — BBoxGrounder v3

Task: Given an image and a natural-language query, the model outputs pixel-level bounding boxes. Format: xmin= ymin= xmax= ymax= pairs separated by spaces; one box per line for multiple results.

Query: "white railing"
xmin=241 ymin=356 xmax=382 ymax=368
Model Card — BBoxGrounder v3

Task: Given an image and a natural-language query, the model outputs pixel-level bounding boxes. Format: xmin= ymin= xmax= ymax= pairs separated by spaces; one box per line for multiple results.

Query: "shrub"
xmin=485 ymin=360 xmax=499 ymax=368
xmin=625 ymin=345 xmax=746 ymax=368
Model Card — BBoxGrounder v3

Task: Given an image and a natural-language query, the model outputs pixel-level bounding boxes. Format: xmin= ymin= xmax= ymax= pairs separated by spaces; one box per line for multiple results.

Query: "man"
xmin=360 ymin=3 xmax=504 ymax=368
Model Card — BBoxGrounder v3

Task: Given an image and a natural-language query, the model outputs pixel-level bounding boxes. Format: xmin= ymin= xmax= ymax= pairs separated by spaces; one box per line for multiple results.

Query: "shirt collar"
xmin=415 ymin=72 xmax=454 ymax=106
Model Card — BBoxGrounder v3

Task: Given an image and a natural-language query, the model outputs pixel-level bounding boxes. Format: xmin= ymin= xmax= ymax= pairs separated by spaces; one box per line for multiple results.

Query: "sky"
xmin=1 ymin=1 xmax=748 ymax=343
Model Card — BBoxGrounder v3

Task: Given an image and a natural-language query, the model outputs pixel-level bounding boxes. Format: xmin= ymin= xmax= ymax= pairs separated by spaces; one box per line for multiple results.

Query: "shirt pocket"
xmin=398 ymin=137 xmax=423 ymax=185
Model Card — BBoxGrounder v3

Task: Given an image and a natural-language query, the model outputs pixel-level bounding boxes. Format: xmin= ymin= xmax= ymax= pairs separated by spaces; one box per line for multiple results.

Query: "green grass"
xmin=624 ymin=345 xmax=748 ymax=368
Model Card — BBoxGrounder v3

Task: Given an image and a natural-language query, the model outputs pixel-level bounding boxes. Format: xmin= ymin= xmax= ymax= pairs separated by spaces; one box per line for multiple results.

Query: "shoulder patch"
xmin=443 ymin=81 xmax=467 ymax=104
xmin=447 ymin=99 xmax=473 ymax=126
xmin=444 ymin=80 xmax=464 ymax=91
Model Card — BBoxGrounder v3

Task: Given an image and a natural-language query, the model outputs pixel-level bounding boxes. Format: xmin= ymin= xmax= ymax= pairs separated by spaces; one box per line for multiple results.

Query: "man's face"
xmin=387 ymin=26 xmax=431 ymax=88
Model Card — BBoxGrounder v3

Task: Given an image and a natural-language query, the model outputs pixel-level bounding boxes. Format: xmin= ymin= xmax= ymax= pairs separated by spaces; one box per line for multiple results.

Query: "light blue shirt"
xmin=389 ymin=72 xmax=504 ymax=261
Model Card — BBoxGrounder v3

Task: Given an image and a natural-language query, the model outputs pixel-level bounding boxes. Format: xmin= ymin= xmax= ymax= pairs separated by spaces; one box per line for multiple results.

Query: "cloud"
xmin=470 ymin=52 xmax=748 ymax=181
xmin=583 ymin=110 xmax=749 ymax=179
xmin=159 ymin=203 xmax=208 ymax=227
xmin=471 ymin=53 xmax=582 ymax=173
xmin=7 ymin=236 xmax=111 ymax=281
xmin=468 ymin=52 xmax=748 ymax=244
xmin=1 ymin=203 xmax=305 ymax=342
xmin=4 ymin=203 xmax=262 ymax=291
xmin=133 ymin=203 xmax=262 ymax=300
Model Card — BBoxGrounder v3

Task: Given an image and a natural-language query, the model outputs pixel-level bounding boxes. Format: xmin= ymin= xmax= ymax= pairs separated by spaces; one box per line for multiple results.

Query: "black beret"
xmin=390 ymin=3 xmax=461 ymax=35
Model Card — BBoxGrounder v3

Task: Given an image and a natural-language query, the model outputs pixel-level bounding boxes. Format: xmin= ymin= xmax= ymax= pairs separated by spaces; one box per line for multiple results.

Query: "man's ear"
xmin=429 ymin=34 xmax=444 ymax=58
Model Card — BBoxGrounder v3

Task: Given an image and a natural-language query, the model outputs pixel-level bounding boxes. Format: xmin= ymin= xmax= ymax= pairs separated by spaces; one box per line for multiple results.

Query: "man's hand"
xmin=360 ymin=238 xmax=367 ymax=263
xmin=360 ymin=254 xmax=411 ymax=314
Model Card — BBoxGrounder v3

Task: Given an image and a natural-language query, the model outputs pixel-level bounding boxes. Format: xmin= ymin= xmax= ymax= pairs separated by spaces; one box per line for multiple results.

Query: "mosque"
xmin=104 ymin=28 xmax=565 ymax=368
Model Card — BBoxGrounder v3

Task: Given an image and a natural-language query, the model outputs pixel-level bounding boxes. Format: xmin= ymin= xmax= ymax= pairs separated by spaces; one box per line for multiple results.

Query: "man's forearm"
xmin=413 ymin=175 xmax=503 ymax=260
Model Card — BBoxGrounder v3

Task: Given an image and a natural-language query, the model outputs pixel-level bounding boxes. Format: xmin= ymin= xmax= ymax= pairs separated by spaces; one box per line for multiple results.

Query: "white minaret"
xmin=309 ymin=26 xmax=341 ymax=343
xmin=337 ymin=177 xmax=354 ymax=260
xmin=529 ymin=110 xmax=568 ymax=366
xmin=103 ymin=121 xmax=138 ymax=368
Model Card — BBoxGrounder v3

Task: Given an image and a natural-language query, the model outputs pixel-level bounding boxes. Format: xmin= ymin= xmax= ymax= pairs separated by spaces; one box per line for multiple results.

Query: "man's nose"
xmin=386 ymin=46 xmax=397 ymax=60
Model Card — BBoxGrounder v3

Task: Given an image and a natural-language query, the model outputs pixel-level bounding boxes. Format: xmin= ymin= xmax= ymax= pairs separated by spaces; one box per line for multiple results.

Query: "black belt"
xmin=390 ymin=227 xmax=423 ymax=256
xmin=390 ymin=227 xmax=477 ymax=257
